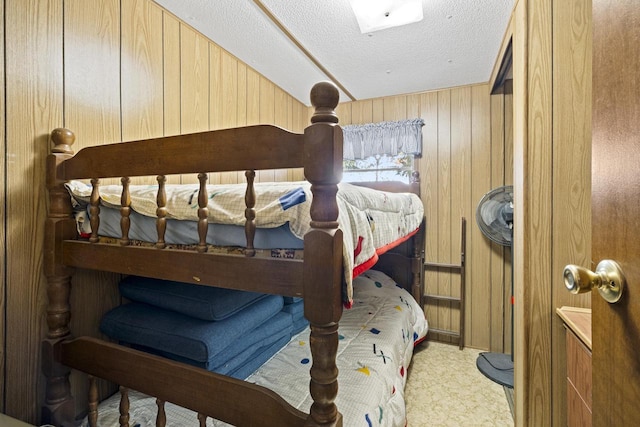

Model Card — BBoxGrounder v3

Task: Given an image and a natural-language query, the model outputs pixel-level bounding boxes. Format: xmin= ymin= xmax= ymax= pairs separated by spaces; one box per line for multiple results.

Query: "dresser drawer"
xmin=567 ymin=378 xmax=592 ymax=427
xmin=566 ymin=327 xmax=592 ymax=410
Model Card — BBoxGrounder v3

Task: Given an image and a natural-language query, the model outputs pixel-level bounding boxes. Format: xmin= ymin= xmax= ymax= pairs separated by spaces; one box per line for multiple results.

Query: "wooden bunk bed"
xmin=42 ymin=81 xmax=426 ymax=427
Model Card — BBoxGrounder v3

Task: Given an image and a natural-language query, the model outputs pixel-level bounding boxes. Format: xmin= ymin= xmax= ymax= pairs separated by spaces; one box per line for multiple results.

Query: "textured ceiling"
xmin=153 ymin=0 xmax=515 ymax=106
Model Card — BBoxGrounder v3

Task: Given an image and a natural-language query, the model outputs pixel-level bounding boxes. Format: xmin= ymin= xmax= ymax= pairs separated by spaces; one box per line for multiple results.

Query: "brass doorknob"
xmin=563 ymin=260 xmax=625 ymax=303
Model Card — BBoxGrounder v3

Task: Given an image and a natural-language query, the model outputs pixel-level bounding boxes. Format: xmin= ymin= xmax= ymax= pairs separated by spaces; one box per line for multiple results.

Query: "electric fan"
xmin=475 ymin=185 xmax=514 ymax=389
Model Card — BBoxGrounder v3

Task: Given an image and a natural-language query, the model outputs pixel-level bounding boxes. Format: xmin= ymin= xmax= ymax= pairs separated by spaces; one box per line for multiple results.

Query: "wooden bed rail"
xmin=51 ymin=125 xmax=306 ymax=180
xmin=61 ymin=241 xmax=304 ymax=296
xmin=60 ymin=337 xmax=308 ymax=426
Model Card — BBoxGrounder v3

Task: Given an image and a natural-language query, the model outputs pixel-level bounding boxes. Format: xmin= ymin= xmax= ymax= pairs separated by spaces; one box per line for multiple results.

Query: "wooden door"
xmin=591 ymin=0 xmax=640 ymax=425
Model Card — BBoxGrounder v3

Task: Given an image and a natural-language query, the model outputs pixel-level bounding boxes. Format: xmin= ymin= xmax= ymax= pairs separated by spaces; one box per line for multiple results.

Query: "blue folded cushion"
xmin=119 ymin=276 xmax=269 ymax=321
xmin=292 ymin=318 xmax=309 ymax=335
xmin=281 ymin=299 xmax=304 ymax=318
xmin=100 ymin=295 xmax=284 ymax=363
xmin=228 ymin=334 xmax=291 ymax=380
xmin=281 ymin=299 xmax=308 ymax=335
xmin=152 ymin=311 xmax=293 ymax=373
xmin=283 ymin=296 xmax=303 ymax=304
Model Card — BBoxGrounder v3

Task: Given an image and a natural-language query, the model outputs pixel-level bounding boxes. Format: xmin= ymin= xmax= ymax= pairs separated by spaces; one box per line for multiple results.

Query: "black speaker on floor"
xmin=475 ymin=186 xmax=514 ymax=389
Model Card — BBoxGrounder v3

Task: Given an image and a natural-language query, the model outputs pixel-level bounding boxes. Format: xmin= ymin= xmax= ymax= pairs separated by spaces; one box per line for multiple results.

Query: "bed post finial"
xmin=310 ymin=81 xmax=339 ymax=124
xmin=51 ymin=128 xmax=75 ymax=154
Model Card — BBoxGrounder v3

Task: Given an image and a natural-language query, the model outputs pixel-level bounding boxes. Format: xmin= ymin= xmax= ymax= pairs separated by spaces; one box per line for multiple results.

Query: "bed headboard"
xmin=351 ymin=171 xmax=424 ymax=304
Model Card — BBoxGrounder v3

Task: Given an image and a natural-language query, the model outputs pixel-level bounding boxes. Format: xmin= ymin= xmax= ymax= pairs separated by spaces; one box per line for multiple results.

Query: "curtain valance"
xmin=342 ymin=118 xmax=424 ymax=160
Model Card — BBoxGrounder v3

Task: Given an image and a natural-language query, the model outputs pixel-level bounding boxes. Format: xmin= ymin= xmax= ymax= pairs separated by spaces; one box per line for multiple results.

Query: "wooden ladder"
xmin=423 ymin=217 xmax=466 ymax=350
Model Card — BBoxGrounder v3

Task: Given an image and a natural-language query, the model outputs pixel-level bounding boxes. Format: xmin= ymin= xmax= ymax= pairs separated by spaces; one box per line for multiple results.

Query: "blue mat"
xmin=100 ymin=295 xmax=284 ymax=363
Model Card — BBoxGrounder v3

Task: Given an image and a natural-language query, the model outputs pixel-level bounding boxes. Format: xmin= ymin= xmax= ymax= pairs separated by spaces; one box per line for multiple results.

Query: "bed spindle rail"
xmin=156 ymin=398 xmax=166 ymax=427
xmin=89 ymin=178 xmax=101 ymax=243
xmin=87 ymin=376 xmax=98 ymax=427
xmin=156 ymin=175 xmax=167 ymax=249
xmin=244 ymin=169 xmax=256 ymax=256
xmin=196 ymin=173 xmax=209 ymax=253
xmin=119 ymin=387 xmax=130 ymax=427
xmin=120 ymin=177 xmax=131 ymax=246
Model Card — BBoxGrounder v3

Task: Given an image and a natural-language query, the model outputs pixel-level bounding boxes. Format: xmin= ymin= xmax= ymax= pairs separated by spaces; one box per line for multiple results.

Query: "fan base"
xmin=476 ymin=352 xmax=513 ymax=388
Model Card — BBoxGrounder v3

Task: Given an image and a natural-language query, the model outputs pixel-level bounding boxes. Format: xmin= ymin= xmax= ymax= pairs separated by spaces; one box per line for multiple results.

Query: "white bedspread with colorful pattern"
xmin=85 ymin=270 xmax=428 ymax=427
xmin=66 ymin=181 xmax=424 ymax=304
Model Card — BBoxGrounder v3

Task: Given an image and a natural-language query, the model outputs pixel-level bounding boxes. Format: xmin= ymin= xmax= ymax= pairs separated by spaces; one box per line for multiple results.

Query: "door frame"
xmin=510 ymin=0 xmax=593 ymax=425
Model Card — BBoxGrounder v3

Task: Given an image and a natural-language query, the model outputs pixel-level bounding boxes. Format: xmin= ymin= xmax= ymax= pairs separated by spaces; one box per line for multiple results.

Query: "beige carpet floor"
xmin=405 ymin=341 xmax=514 ymax=426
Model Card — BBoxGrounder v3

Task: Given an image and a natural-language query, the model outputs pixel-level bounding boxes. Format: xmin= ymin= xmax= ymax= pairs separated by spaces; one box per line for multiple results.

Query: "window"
xmin=341 ymin=118 xmax=423 ymax=184
xmin=343 ymin=152 xmax=414 ymax=183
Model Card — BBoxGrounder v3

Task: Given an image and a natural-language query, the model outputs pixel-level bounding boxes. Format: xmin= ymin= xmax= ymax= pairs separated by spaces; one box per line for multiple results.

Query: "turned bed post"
xmin=303 ymin=81 xmax=344 ymax=427
xmin=42 ymin=128 xmax=79 ymax=425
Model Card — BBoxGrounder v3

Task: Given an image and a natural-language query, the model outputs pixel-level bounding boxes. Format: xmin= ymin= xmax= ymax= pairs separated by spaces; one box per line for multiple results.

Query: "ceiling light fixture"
xmin=349 ymin=0 xmax=424 ymax=34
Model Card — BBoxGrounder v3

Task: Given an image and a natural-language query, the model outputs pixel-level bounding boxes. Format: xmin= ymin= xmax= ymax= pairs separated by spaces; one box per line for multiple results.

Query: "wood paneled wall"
xmin=0 ymin=0 xmax=5 ymax=410
xmin=512 ymin=0 xmax=592 ymax=425
xmin=0 ymin=0 xmax=306 ymax=422
xmin=5 ymin=1 xmax=590 ymax=426
xmin=336 ymin=84 xmax=513 ymax=352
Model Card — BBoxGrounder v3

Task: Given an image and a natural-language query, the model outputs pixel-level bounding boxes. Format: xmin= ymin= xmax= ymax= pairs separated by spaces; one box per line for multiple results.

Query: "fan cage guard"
xmin=475 ymin=185 xmax=513 ymax=247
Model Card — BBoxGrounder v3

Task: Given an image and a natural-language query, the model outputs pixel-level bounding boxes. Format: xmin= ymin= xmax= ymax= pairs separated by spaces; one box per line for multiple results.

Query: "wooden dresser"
xmin=557 ymin=306 xmax=592 ymax=427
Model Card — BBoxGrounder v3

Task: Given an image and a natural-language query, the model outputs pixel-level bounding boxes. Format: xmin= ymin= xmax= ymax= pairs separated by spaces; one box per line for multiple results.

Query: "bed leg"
xmin=44 ymin=129 xmax=77 ymax=426
xmin=41 ymin=338 xmax=75 ymax=426
xmin=306 ymin=323 xmax=343 ymax=427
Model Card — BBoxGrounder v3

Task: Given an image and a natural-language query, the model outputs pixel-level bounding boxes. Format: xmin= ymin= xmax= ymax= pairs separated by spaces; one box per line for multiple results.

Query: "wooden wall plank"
xmin=490 ymin=93 xmax=507 ymax=352
xmin=163 ymin=12 xmax=181 ymax=137
xmin=0 ymin=0 xmax=6 ymax=411
xmin=450 ymin=87 xmax=472 ymax=340
xmin=383 ymin=95 xmax=407 ymax=121
xmin=470 ymin=85 xmax=493 ymax=349
xmin=335 ymin=102 xmax=351 ymax=126
xmin=420 ymin=91 xmax=439 ymax=342
xmin=512 ymin=0 xmax=555 ymax=424
xmin=64 ymin=0 xmax=124 ymax=415
xmin=121 ymin=0 xmax=164 ymax=185
xmin=436 ymin=90 xmax=452 ymax=342
xmin=350 ymin=99 xmax=372 ymax=124
xmin=180 ymin=25 xmax=209 ymax=184
xmin=162 ymin=11 xmax=182 ymax=185
xmin=289 ymin=97 xmax=306 ymax=181
xmin=513 ymin=1 xmax=528 ymax=420
xmin=65 ymin=0 xmax=121 ymax=148
xmin=246 ymin=68 xmax=261 ymax=126
xmin=552 ymin=0 xmax=592 ymax=425
xmin=257 ymin=76 xmax=275 ymax=182
xmin=180 ymin=26 xmax=209 ymax=134
xmin=503 ymin=90 xmax=514 ymax=356
xmin=121 ymin=0 xmax=163 ymax=141
xmin=274 ymin=87 xmax=289 ymax=182
xmin=208 ymin=42 xmax=222 ymax=189
xmin=209 ymin=44 xmax=223 ymax=131
xmin=372 ymin=99 xmax=384 ymax=122
xmin=4 ymin=0 xmax=63 ymax=421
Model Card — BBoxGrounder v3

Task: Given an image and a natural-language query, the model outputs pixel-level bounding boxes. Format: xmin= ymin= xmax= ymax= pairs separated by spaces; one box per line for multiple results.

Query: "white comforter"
xmin=66 ymin=181 xmax=424 ymax=303
xmin=86 ymin=270 xmax=428 ymax=427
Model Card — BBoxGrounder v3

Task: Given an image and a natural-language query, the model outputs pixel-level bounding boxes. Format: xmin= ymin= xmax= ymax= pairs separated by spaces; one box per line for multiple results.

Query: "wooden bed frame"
xmin=42 ymin=81 xmax=424 ymax=427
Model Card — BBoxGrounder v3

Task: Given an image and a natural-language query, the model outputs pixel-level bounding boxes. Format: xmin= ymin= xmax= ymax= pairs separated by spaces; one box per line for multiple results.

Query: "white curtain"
xmin=342 ymin=118 xmax=424 ymax=160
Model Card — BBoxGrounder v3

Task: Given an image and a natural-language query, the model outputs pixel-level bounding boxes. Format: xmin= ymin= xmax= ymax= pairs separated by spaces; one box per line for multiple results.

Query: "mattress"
xmin=66 ymin=180 xmax=424 ymax=303
xmin=85 ymin=270 xmax=428 ymax=427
